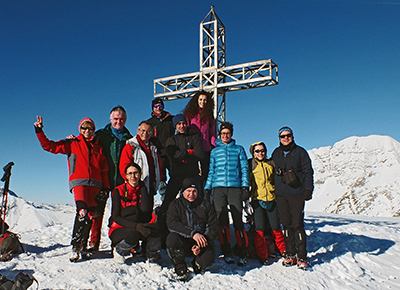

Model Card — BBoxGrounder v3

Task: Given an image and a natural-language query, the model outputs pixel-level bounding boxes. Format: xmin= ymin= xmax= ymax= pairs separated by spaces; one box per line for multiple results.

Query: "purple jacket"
xmin=186 ymin=112 xmax=216 ymax=152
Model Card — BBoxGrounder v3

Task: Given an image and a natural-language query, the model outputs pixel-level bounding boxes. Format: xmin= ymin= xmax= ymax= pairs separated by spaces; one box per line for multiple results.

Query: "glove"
xmin=187 ymin=149 xmax=194 ymax=155
xmin=136 ymin=223 xmax=151 ymax=237
xmin=95 ymin=190 xmax=109 ymax=203
xmin=303 ymin=189 xmax=313 ymax=201
xmin=244 ymin=199 xmax=254 ymax=215
xmin=241 ymin=187 xmax=250 ymax=201
xmin=157 ymin=181 xmax=167 ymax=200
xmin=204 ymin=189 xmax=211 ymax=202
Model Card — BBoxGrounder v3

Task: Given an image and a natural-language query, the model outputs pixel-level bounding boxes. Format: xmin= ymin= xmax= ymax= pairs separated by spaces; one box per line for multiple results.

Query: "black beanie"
xmin=152 ymin=97 xmax=164 ymax=108
xmin=181 ymin=177 xmax=199 ymax=192
xmin=219 ymin=122 xmax=233 ymax=135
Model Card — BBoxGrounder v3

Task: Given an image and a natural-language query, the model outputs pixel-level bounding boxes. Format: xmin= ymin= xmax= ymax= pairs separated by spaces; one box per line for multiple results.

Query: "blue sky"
xmin=1 ymin=0 xmax=399 ymax=204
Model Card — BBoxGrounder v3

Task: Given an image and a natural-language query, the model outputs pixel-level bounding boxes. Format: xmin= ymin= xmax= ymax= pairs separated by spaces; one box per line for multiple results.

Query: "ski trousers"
xmin=275 ymin=194 xmax=307 ymax=260
xmin=166 ymin=232 xmax=215 ymax=269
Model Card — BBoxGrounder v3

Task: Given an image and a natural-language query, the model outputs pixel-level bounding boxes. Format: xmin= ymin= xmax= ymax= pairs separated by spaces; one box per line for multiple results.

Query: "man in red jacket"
xmin=34 ymin=116 xmax=110 ymax=262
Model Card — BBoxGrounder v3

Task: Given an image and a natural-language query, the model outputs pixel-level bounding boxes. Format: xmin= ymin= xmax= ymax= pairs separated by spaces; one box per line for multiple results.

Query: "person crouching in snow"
xmin=34 ymin=116 xmax=110 ymax=262
xmin=248 ymin=142 xmax=286 ymax=265
xmin=166 ymin=178 xmax=218 ymax=280
xmin=108 ymin=162 xmax=161 ymax=264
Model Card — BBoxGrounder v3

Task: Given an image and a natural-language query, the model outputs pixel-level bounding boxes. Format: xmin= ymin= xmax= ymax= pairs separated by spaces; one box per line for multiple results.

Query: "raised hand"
xmin=34 ymin=116 xmax=43 ymax=128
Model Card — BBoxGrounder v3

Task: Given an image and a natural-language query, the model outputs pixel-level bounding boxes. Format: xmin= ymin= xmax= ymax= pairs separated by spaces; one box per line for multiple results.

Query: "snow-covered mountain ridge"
xmin=307 ymin=135 xmax=400 ymax=217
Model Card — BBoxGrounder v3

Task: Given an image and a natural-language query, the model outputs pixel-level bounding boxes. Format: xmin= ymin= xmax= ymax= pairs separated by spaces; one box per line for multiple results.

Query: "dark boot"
xmin=71 ymin=213 xmax=92 ymax=250
xmin=218 ymin=226 xmax=234 ymax=264
xmin=235 ymin=229 xmax=248 ymax=266
xmin=146 ymin=236 xmax=161 ymax=262
xmin=167 ymin=248 xmax=187 ymax=278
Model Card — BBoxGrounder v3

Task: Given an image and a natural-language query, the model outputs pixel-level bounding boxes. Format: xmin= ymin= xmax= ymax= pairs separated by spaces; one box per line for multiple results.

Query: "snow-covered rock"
xmin=307 ymin=135 xmax=400 ymax=217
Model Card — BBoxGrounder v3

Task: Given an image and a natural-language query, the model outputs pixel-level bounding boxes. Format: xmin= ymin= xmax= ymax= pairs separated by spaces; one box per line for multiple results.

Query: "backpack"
xmin=0 ymin=232 xmax=23 ymax=262
xmin=0 ymin=271 xmax=38 ymax=290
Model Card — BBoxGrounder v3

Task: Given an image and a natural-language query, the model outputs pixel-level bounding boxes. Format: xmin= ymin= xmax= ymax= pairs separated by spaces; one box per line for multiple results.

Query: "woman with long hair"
xmin=183 ymin=90 xmax=216 ymax=184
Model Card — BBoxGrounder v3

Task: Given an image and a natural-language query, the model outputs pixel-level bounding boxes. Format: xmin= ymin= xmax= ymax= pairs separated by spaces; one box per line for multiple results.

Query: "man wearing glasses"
xmin=271 ymin=126 xmax=314 ymax=270
xmin=147 ymin=97 xmax=175 ymax=183
xmin=119 ymin=121 xmax=162 ymax=198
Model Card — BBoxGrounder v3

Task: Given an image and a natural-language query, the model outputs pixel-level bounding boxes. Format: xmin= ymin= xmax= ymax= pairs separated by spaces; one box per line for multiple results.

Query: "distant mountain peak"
xmin=306 ymin=135 xmax=400 ymax=217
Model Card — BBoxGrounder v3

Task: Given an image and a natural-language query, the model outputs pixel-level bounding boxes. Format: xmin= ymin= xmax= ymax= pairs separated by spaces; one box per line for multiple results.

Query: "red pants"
xmin=72 ymin=186 xmax=100 ymax=209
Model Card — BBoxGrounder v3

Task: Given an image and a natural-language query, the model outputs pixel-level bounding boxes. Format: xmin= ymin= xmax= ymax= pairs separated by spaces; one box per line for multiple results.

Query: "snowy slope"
xmin=1 ymin=194 xmax=400 ymax=289
xmin=307 ymin=135 xmax=400 ymax=217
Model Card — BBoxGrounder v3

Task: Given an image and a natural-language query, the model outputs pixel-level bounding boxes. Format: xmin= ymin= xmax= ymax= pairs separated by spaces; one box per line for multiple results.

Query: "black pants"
xmin=213 ymin=187 xmax=243 ymax=230
xmin=275 ymin=195 xmax=307 ymax=260
xmin=158 ymin=174 xmax=200 ymax=245
xmin=200 ymin=151 xmax=211 ymax=185
xmin=166 ymin=232 xmax=215 ymax=269
xmin=252 ymin=200 xmax=281 ymax=232
xmin=110 ymin=227 xmax=161 ymax=257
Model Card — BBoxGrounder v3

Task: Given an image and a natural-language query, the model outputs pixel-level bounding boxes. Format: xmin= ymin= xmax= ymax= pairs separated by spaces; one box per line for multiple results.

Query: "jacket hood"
xmin=249 ymin=141 xmax=267 ymax=159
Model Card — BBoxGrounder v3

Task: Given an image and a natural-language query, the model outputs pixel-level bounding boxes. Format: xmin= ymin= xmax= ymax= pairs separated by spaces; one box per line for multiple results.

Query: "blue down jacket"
xmin=205 ymin=138 xmax=249 ymax=189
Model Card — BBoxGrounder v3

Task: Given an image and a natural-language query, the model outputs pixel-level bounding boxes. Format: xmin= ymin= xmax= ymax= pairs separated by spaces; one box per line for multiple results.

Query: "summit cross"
xmin=153 ymin=6 xmax=278 ymax=124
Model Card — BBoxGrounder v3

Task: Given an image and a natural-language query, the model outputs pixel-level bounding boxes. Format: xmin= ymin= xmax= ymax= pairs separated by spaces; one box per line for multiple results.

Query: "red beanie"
xmin=79 ymin=117 xmax=95 ymax=131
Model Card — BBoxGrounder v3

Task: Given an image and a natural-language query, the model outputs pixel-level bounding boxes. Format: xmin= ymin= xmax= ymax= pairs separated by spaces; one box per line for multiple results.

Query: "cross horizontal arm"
xmin=154 ymin=59 xmax=278 ymax=101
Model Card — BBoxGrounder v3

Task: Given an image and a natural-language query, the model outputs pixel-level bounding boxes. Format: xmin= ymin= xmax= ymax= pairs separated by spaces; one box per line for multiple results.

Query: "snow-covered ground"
xmin=1 ymin=193 xmax=400 ymax=289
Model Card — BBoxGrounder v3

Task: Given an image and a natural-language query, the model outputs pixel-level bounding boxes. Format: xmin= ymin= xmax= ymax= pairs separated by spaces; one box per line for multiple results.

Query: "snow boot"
xmin=219 ymin=226 xmax=234 ymax=264
xmin=297 ymin=258 xmax=308 ymax=270
xmin=282 ymin=255 xmax=297 ymax=267
xmin=167 ymin=248 xmax=188 ymax=279
xmin=237 ymin=257 xmax=247 ymax=266
xmin=294 ymin=228 xmax=307 ymax=262
xmin=191 ymin=258 xmax=204 ymax=275
xmin=69 ymin=246 xmax=81 ymax=263
xmin=113 ymin=247 xmax=126 ymax=264
xmin=71 ymin=212 xmax=92 ymax=252
xmin=174 ymin=262 xmax=188 ymax=280
xmin=235 ymin=229 xmax=249 ymax=266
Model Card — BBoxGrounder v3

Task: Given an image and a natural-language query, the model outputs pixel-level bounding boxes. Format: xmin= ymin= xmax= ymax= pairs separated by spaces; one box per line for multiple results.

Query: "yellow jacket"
xmin=249 ymin=142 xmax=275 ymax=202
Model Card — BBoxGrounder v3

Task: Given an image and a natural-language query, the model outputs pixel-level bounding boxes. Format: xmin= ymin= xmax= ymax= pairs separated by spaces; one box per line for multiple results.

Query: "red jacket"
xmin=36 ymin=132 xmax=110 ymax=191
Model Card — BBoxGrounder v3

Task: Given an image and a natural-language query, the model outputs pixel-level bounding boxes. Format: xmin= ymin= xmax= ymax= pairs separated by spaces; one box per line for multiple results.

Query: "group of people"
xmin=33 ymin=90 xmax=314 ymax=278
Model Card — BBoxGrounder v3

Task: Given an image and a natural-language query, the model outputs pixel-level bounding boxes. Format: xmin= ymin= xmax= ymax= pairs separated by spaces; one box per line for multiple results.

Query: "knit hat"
xmin=152 ymin=97 xmax=164 ymax=108
xmin=219 ymin=122 xmax=233 ymax=135
xmin=79 ymin=117 xmax=95 ymax=131
xmin=181 ymin=177 xmax=199 ymax=192
xmin=278 ymin=126 xmax=293 ymax=136
xmin=173 ymin=114 xmax=187 ymax=128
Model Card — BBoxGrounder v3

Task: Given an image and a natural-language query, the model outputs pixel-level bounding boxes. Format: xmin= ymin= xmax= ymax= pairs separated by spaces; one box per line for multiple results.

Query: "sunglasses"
xmin=254 ymin=149 xmax=265 ymax=153
xmin=279 ymin=134 xmax=292 ymax=139
xmin=81 ymin=127 xmax=94 ymax=131
xmin=153 ymin=104 xmax=163 ymax=109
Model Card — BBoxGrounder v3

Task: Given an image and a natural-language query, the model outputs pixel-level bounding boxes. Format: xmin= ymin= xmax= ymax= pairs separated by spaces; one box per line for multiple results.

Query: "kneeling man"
xmin=166 ymin=178 xmax=218 ymax=279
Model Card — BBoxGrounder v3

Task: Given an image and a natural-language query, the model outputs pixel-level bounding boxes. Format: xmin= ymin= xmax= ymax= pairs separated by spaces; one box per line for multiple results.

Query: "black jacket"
xmin=166 ymin=195 xmax=218 ymax=242
xmin=271 ymin=142 xmax=314 ymax=196
xmin=165 ymin=128 xmax=204 ymax=177
xmin=109 ymin=181 xmax=153 ymax=231
xmin=147 ymin=111 xmax=174 ymax=156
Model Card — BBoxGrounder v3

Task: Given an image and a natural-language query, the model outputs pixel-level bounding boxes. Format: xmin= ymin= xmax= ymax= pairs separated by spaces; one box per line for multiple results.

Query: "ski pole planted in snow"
xmin=1 ymin=162 xmax=14 ymax=235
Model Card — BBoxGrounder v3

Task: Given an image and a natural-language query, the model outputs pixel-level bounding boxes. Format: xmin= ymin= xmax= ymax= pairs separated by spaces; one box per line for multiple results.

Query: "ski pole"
xmin=1 ymin=162 xmax=14 ymax=235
